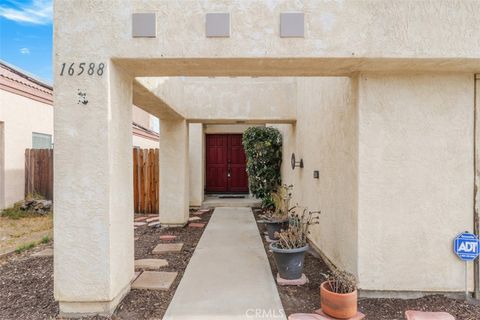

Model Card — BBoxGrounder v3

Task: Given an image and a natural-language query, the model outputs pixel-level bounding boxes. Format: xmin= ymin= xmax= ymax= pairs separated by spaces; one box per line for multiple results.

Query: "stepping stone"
xmin=289 ymin=314 xmax=324 ymax=320
xmin=314 ymin=309 xmax=365 ymax=320
xmin=277 ymin=273 xmax=308 ymax=286
xmin=405 ymin=311 xmax=455 ymax=320
xmin=131 ymin=271 xmax=177 ymax=290
xmin=134 ymin=222 xmax=147 ymax=227
xmin=134 ymin=216 xmax=148 ymax=222
xmin=32 ymin=248 xmax=53 ymax=257
xmin=146 ymin=217 xmax=159 ymax=222
xmin=132 ymin=271 xmax=141 ymax=282
xmin=148 ymin=221 xmax=161 ymax=227
xmin=189 ymin=222 xmax=206 ymax=228
xmin=159 ymin=235 xmax=177 ymax=241
xmin=152 ymin=243 xmax=183 ymax=254
xmin=188 ymin=217 xmax=201 ymax=221
xmin=193 ymin=209 xmax=210 ymax=215
xmin=135 ymin=258 xmax=168 ymax=270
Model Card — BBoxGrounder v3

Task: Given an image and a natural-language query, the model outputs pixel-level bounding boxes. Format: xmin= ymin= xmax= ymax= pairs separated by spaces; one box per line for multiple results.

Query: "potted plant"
xmin=320 ymin=269 xmax=358 ymax=319
xmin=270 ymin=208 xmax=320 ymax=279
xmin=262 ymin=184 xmax=294 ymax=240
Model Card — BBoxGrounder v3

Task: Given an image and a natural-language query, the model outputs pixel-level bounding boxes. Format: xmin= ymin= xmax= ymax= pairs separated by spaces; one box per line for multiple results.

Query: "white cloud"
xmin=20 ymin=47 xmax=30 ymax=54
xmin=0 ymin=0 xmax=52 ymax=25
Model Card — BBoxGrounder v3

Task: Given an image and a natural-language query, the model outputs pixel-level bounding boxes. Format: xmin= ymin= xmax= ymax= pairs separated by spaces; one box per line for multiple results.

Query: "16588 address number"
xmin=59 ymin=62 xmax=105 ymax=76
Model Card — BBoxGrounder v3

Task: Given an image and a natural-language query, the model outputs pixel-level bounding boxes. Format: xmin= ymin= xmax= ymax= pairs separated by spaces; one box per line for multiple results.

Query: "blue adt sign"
xmin=454 ymin=232 xmax=480 ymax=261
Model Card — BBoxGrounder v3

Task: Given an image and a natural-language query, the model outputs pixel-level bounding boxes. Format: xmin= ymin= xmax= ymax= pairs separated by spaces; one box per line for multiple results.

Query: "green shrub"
xmin=1 ymin=202 xmax=31 ymax=219
xmin=242 ymin=127 xmax=282 ymax=201
xmin=15 ymin=242 xmax=35 ymax=254
xmin=40 ymin=235 xmax=50 ymax=244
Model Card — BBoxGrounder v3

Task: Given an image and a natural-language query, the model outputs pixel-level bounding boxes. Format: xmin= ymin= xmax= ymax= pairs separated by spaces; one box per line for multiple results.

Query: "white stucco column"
xmin=54 ymin=62 xmax=134 ymax=316
xmin=159 ymin=119 xmax=189 ymax=225
xmin=189 ymin=123 xmax=204 ymax=207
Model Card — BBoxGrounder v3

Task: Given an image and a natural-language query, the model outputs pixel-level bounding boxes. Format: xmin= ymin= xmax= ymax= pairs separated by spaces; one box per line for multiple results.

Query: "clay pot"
xmin=320 ymin=281 xmax=358 ymax=319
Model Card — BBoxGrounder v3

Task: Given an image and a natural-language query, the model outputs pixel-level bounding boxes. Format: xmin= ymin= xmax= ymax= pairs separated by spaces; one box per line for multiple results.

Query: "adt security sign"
xmin=454 ymin=232 xmax=480 ymax=261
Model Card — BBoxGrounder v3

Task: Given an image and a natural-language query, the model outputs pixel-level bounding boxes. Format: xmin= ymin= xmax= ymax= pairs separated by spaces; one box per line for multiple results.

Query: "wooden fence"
xmin=25 ymin=148 xmax=159 ymax=214
xmin=25 ymin=149 xmax=53 ymax=200
xmin=133 ymin=148 xmax=159 ymax=214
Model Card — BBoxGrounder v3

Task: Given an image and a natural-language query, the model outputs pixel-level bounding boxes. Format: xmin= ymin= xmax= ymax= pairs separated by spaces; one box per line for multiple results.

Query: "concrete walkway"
xmin=163 ymin=207 xmax=286 ymax=320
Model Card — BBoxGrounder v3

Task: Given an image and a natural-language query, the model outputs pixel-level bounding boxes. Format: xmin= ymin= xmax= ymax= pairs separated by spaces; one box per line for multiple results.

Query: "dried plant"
xmin=262 ymin=184 xmax=295 ymax=222
xmin=322 ymin=269 xmax=357 ymax=294
xmin=273 ymin=208 xmax=321 ymax=249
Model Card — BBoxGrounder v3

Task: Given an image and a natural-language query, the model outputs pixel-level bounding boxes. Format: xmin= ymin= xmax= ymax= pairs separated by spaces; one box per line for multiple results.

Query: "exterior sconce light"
xmin=313 ymin=170 xmax=319 ymax=179
xmin=291 ymin=153 xmax=304 ymax=170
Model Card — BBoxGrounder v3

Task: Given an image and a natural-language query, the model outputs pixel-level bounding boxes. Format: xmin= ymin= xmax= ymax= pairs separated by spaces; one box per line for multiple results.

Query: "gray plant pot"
xmin=265 ymin=220 xmax=289 ymax=240
xmin=270 ymin=243 xmax=309 ymax=280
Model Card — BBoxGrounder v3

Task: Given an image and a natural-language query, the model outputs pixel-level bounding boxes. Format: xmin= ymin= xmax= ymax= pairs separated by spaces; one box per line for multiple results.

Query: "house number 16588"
xmin=59 ymin=63 xmax=105 ymax=76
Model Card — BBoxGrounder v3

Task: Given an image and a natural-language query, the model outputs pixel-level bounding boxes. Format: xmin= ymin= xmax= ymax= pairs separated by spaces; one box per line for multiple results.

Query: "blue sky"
xmin=0 ymin=0 xmax=53 ymax=83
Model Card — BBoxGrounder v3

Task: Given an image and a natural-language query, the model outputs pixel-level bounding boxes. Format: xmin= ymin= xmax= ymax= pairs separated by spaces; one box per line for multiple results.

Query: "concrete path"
xmin=163 ymin=207 xmax=286 ymax=320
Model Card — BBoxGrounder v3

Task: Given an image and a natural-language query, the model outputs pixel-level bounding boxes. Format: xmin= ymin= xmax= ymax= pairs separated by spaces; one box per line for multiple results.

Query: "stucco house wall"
xmin=357 ymin=73 xmax=474 ymax=293
xmin=132 ymin=105 xmax=159 ymax=148
xmin=270 ymin=77 xmax=358 ymax=275
xmin=0 ymin=63 xmax=54 ymax=209
xmin=52 ymin=0 xmax=480 ymax=315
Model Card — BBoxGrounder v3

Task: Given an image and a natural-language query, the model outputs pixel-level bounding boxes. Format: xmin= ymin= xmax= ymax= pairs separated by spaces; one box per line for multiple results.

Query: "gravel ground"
xmin=0 ymin=209 xmax=212 ymax=320
xmin=3 ymin=208 xmax=480 ymax=320
xmin=254 ymin=209 xmax=480 ymax=320
xmin=116 ymin=209 xmax=212 ymax=319
xmin=0 ymin=243 xmax=57 ymax=320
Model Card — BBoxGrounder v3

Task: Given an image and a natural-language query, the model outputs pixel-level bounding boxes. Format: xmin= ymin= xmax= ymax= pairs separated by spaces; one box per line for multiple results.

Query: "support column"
xmin=189 ymin=123 xmax=204 ymax=207
xmin=54 ymin=62 xmax=134 ymax=317
xmin=159 ymin=119 xmax=189 ymax=225
xmin=474 ymin=74 xmax=480 ymax=299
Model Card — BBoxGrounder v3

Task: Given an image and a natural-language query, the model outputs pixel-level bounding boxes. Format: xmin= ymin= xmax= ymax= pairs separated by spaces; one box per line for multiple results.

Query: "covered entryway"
xmin=53 ymin=1 xmax=480 ymax=316
xmin=205 ymin=134 xmax=248 ymax=193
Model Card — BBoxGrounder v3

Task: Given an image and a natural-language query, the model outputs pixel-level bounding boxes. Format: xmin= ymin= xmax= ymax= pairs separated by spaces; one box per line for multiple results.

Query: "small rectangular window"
xmin=32 ymin=132 xmax=52 ymax=149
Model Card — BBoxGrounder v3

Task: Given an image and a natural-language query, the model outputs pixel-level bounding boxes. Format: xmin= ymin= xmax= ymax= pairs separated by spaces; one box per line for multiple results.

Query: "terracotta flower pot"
xmin=320 ymin=281 xmax=357 ymax=319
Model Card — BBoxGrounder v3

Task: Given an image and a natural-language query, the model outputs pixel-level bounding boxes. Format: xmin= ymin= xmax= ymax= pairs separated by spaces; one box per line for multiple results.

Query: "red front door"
xmin=206 ymin=134 xmax=249 ymax=193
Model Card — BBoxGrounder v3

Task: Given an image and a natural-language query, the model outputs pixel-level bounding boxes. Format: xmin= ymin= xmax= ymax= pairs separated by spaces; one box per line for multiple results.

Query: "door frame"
xmin=205 ymin=133 xmax=249 ymax=194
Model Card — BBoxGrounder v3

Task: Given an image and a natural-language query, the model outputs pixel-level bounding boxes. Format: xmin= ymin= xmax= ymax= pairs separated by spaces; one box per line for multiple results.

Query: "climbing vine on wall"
xmin=242 ymin=127 xmax=282 ymax=202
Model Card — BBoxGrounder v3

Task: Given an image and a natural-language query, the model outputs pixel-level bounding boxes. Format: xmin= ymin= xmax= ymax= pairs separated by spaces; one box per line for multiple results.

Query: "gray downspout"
xmin=474 ymin=74 xmax=479 ymax=300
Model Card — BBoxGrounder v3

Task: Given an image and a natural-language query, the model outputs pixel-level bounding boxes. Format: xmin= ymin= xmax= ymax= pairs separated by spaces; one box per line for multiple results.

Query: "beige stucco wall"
xmin=138 ymin=77 xmax=297 ymax=123
xmin=270 ymin=77 xmax=358 ymax=275
xmin=56 ymin=1 xmax=480 ymax=75
xmin=54 ymin=63 xmax=133 ymax=313
xmin=0 ymin=89 xmax=53 ymax=209
xmin=132 ymin=105 xmax=151 ymax=128
xmin=357 ymin=73 xmax=474 ymax=292
xmin=189 ymin=123 xmax=204 ymax=207
xmin=53 ymin=1 xmax=480 ymax=315
xmin=132 ymin=135 xmax=158 ymax=149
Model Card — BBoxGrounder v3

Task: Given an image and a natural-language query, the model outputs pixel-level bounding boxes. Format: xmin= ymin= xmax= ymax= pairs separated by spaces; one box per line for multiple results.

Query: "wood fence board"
xmin=25 ymin=148 xmax=159 ymax=213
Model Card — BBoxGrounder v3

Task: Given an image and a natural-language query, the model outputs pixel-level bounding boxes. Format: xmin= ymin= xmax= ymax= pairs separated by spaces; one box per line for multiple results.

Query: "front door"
xmin=206 ymin=134 xmax=248 ymax=193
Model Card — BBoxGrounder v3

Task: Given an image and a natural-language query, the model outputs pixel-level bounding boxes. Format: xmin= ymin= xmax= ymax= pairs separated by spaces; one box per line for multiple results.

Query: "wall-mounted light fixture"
xmin=291 ymin=153 xmax=304 ymax=170
xmin=313 ymin=170 xmax=319 ymax=179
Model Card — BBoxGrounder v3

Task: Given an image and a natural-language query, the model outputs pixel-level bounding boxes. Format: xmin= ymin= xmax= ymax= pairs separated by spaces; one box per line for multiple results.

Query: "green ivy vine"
xmin=242 ymin=127 xmax=282 ymax=202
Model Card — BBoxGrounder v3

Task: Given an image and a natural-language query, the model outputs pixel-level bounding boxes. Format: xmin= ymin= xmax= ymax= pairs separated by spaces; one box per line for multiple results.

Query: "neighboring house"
xmin=0 ymin=61 xmax=53 ymax=210
xmin=132 ymin=105 xmax=159 ymax=149
xmin=0 ymin=60 xmax=159 ymax=209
